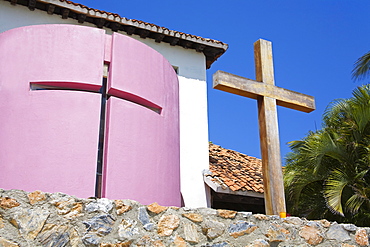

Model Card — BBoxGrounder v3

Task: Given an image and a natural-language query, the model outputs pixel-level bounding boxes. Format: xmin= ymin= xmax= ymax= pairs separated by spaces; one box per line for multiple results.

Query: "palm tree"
xmin=352 ymin=51 xmax=370 ymax=81
xmin=284 ymin=85 xmax=370 ymax=226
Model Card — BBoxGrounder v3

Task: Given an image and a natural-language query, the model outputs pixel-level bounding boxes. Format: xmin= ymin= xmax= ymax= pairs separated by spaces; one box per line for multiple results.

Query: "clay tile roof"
xmin=208 ymin=143 xmax=264 ymax=194
xmin=4 ymin=0 xmax=228 ymax=69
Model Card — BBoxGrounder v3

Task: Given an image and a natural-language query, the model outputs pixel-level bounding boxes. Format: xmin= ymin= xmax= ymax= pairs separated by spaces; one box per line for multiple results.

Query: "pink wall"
xmin=0 ymin=25 xmax=180 ymax=206
xmin=103 ymin=33 xmax=180 ymax=205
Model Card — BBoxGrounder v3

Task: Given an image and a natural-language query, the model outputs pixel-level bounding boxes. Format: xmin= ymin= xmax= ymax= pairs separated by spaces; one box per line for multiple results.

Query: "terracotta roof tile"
xmin=209 ymin=143 xmax=264 ymax=194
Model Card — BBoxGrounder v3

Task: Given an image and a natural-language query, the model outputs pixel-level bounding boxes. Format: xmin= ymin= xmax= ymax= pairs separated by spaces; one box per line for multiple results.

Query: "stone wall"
xmin=0 ymin=189 xmax=369 ymax=246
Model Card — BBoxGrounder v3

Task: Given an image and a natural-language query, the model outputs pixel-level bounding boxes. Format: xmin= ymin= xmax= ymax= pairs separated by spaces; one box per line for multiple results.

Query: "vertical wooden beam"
xmin=154 ymin=34 xmax=165 ymax=43
xmin=28 ymin=0 xmax=36 ymax=10
xmin=195 ymin=44 xmax=205 ymax=53
xmin=95 ymin=18 xmax=105 ymax=28
xmin=47 ymin=4 xmax=55 ymax=15
xmin=125 ymin=26 xmax=136 ymax=35
xmin=254 ymin=39 xmax=275 ymax=85
xmin=170 ymin=38 xmax=179 ymax=46
xmin=78 ymin=14 xmax=86 ymax=23
xmin=138 ymin=30 xmax=150 ymax=39
xmin=254 ymin=39 xmax=286 ymax=215
xmin=110 ymin=23 xmax=121 ymax=32
xmin=61 ymin=9 xmax=69 ymax=19
xmin=180 ymin=40 xmax=193 ymax=49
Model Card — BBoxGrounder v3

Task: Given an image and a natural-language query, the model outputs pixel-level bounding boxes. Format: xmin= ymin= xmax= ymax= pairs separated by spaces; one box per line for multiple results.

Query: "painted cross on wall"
xmin=0 ymin=25 xmax=181 ymax=206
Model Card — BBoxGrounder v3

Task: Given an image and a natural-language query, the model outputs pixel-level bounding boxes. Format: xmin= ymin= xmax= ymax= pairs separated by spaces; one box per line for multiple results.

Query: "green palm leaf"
xmin=352 ymin=51 xmax=370 ymax=81
xmin=324 ymin=169 xmax=350 ymax=216
xmin=285 ymin=84 xmax=370 ymax=226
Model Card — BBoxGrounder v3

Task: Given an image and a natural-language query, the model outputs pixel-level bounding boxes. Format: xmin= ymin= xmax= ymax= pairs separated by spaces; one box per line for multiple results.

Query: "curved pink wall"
xmin=103 ymin=33 xmax=180 ymax=205
xmin=0 ymin=25 xmax=180 ymax=206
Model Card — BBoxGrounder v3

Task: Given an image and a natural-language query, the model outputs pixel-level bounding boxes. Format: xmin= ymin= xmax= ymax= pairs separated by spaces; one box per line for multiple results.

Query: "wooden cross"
xmin=213 ymin=39 xmax=315 ymax=215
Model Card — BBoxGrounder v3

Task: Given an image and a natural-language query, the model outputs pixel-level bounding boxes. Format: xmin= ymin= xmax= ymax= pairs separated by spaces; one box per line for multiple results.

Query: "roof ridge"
xmin=209 ymin=142 xmax=261 ymax=161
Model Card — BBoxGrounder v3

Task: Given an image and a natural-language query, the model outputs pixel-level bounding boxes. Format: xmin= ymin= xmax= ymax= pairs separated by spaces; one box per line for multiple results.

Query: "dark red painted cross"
xmin=30 ymin=63 xmax=161 ymax=197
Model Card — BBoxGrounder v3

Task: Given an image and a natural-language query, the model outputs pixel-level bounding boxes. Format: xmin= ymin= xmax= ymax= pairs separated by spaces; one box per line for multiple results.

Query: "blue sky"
xmin=77 ymin=0 xmax=370 ymax=162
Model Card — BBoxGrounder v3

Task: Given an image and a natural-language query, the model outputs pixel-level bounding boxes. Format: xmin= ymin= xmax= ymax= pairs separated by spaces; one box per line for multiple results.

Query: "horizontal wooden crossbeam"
xmin=213 ymin=70 xmax=315 ymax=113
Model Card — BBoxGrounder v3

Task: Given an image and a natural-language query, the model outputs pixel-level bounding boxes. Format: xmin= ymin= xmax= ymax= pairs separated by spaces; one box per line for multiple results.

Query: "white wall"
xmin=0 ymin=2 xmax=210 ymax=207
xmin=178 ymin=76 xmax=210 ymax=207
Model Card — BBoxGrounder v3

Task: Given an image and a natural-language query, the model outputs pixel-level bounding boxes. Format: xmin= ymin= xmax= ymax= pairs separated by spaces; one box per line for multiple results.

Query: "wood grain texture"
xmin=213 ymin=70 xmax=315 ymax=113
xmin=254 ymin=39 xmax=286 ymax=215
xmin=258 ymin=96 xmax=286 ymax=215
xmin=254 ymin=39 xmax=275 ymax=85
xmin=213 ymin=39 xmax=315 ymax=215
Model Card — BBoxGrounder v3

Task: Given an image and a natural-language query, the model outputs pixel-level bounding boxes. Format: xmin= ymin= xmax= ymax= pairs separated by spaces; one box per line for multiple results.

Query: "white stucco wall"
xmin=178 ymin=75 xmax=210 ymax=207
xmin=0 ymin=1 xmax=210 ymax=207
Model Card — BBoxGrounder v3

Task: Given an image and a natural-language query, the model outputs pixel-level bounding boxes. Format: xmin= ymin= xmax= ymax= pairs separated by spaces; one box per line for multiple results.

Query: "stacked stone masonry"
xmin=0 ymin=189 xmax=369 ymax=246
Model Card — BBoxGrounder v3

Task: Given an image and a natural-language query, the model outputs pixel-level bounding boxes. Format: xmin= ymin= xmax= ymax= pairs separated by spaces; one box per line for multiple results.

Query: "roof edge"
xmin=4 ymin=0 xmax=228 ymax=68
xmin=203 ymin=170 xmax=264 ymax=199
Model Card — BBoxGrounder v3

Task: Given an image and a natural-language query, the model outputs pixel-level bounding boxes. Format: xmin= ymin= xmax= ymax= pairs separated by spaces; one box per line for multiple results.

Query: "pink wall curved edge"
xmin=103 ymin=32 xmax=180 ymax=206
xmin=0 ymin=25 xmax=180 ymax=206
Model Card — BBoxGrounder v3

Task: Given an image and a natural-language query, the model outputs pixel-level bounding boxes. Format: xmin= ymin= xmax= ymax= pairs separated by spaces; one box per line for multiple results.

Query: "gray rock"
xmin=85 ymin=198 xmax=113 ymax=213
xmin=144 ymin=222 xmax=155 ymax=231
xmin=201 ymin=220 xmax=225 ymax=239
xmin=50 ymin=196 xmax=83 ymax=219
xmin=37 ymin=224 xmax=70 ymax=247
xmin=182 ymin=207 xmax=193 ymax=211
xmin=83 ymin=214 xmax=114 ymax=236
xmin=49 ymin=192 xmax=71 ymax=201
xmin=138 ymin=206 xmax=154 ymax=231
xmin=228 ymin=221 xmax=258 ymax=237
xmin=284 ymin=217 xmax=303 ymax=226
xmin=0 ymin=236 xmax=20 ymax=247
xmin=201 ymin=242 xmax=230 ymax=247
xmin=341 ymin=223 xmax=357 ymax=232
xmin=82 ymin=214 xmax=115 ymax=246
xmin=10 ymin=207 xmax=49 ymax=240
xmin=326 ymin=223 xmax=351 ymax=242
xmin=82 ymin=233 xmax=100 ymax=246
xmin=238 ymin=212 xmax=252 ymax=218
xmin=198 ymin=208 xmax=218 ymax=216
xmin=299 ymin=224 xmax=324 ymax=245
xmin=184 ymin=223 xmax=199 ymax=243
xmin=69 ymin=228 xmax=84 ymax=246
xmin=138 ymin=207 xmax=150 ymax=225
xmin=266 ymin=223 xmax=289 ymax=242
xmin=306 ymin=221 xmax=322 ymax=229
xmin=277 ymin=244 xmax=309 ymax=247
xmin=269 ymin=215 xmax=281 ymax=220
xmin=248 ymin=239 xmax=269 ymax=247
xmin=44 ymin=232 xmax=69 ymax=247
xmin=157 ymin=214 xmax=180 ymax=236
xmin=118 ymin=219 xmax=140 ymax=241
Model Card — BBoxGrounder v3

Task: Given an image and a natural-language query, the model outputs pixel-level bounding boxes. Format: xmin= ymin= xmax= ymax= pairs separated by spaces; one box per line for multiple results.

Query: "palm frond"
xmin=352 ymin=84 xmax=370 ymax=104
xmin=346 ymin=194 xmax=366 ymax=215
xmin=284 ymin=84 xmax=370 ymax=226
xmin=324 ymin=169 xmax=350 ymax=216
xmin=323 ymin=99 xmax=349 ymax=128
xmin=352 ymin=51 xmax=370 ymax=81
